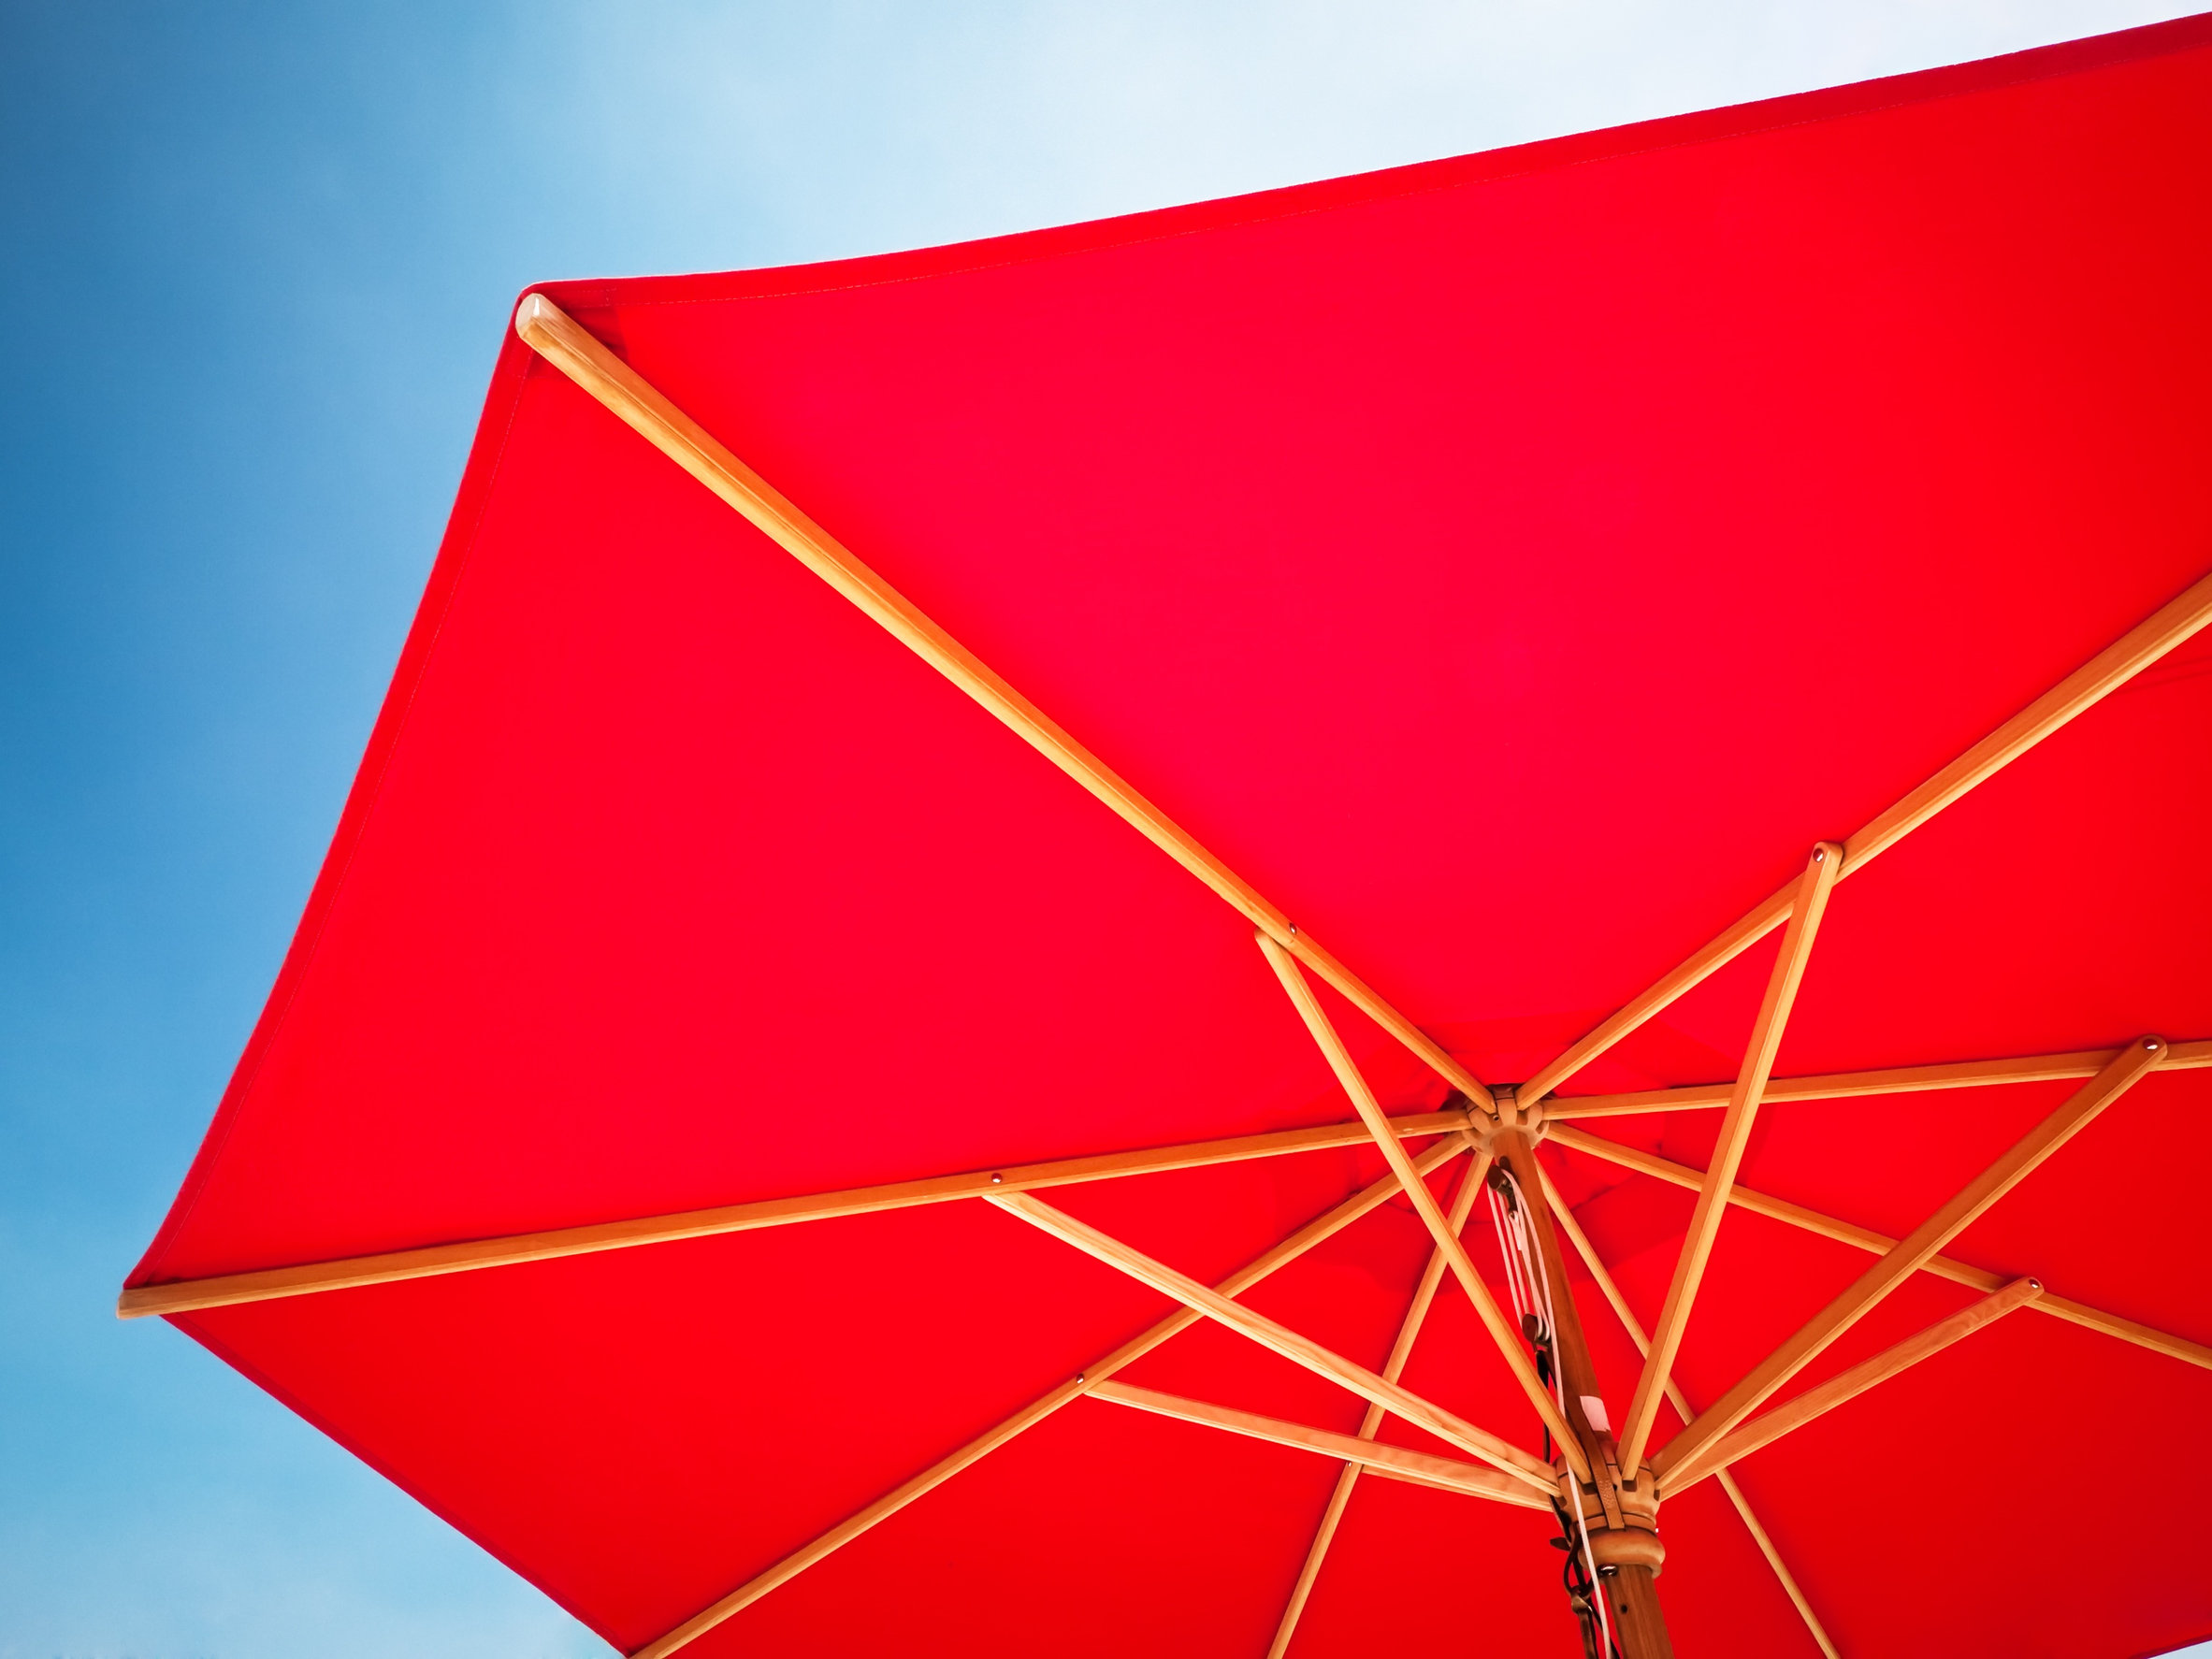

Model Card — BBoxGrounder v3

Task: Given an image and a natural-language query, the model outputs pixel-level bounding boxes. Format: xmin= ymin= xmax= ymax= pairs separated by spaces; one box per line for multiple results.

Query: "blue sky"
xmin=1 ymin=4 xmax=2201 ymax=1654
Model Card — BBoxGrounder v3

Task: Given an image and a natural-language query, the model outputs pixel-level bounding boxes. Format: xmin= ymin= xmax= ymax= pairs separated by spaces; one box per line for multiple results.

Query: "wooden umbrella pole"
xmin=1534 ymin=1161 xmax=1841 ymax=1659
xmin=1489 ymin=1113 xmax=1673 ymax=1659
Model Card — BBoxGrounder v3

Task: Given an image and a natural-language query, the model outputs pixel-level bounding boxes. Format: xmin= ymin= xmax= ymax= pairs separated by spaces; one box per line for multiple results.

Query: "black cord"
xmin=1550 ymin=1496 xmax=1610 ymax=1659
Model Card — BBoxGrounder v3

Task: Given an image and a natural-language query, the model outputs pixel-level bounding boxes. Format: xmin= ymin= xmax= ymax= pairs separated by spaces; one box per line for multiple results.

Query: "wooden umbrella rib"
xmin=1540 ymin=1036 xmax=2212 ymax=1120
xmin=1272 ymin=1467 xmax=1361 ymax=1659
xmin=1655 ymin=1038 xmax=2169 ymax=1479
xmin=1545 ymin=1122 xmax=2212 ymax=1371
xmin=511 ymin=294 xmax=1490 ymax=1112
xmin=115 ymin=1108 xmax=1467 ymax=1319
xmin=1254 ymin=932 xmax=1587 ymax=1478
xmin=1618 ymin=843 xmax=1841 ymax=1475
xmin=1518 ymin=570 xmax=2212 ymax=1107
xmin=1665 ymin=1277 xmax=2044 ymax=1493
xmin=1536 ymin=1161 xmax=1843 ymax=1659
xmin=1267 ymin=1150 xmax=1490 ymax=1659
xmin=1089 ymin=1379 xmax=1551 ymax=1511
xmin=632 ymin=1136 xmax=1468 ymax=1659
xmin=985 ymin=1188 xmax=1557 ymax=1490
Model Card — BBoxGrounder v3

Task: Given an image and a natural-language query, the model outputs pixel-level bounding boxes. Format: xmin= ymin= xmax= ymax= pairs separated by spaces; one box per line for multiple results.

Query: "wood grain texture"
xmin=513 ymin=294 xmax=1491 ymax=1111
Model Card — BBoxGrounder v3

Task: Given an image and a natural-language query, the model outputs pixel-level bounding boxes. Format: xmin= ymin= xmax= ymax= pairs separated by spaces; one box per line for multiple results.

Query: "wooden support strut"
xmin=1087 ymin=1380 xmax=1553 ymax=1511
xmin=1618 ymin=843 xmax=1842 ymax=1476
xmin=1666 ymin=1277 xmax=2045 ymax=1493
xmin=117 ymin=1109 xmax=1468 ymax=1319
xmin=1543 ymin=1123 xmax=2212 ymax=1372
xmin=1535 ymin=1161 xmax=1842 ymax=1659
xmin=511 ymin=293 xmax=1490 ymax=1114
xmin=1655 ymin=1037 xmax=2168 ymax=1482
xmin=1266 ymin=1148 xmax=1492 ymax=1659
xmin=1517 ymin=570 xmax=2212 ymax=1109
xmin=985 ymin=1188 xmax=1557 ymax=1490
xmin=631 ymin=1136 xmax=1469 ymax=1659
xmin=1255 ymin=931 xmax=1588 ymax=1479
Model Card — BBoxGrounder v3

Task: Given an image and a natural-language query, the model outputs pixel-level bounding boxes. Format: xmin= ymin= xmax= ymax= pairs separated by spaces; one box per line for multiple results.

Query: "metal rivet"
xmin=990 ymin=1173 xmax=1004 ymax=1184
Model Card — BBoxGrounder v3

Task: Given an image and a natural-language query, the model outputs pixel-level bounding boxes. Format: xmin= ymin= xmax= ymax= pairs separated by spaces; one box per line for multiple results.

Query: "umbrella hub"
xmin=1562 ymin=1463 xmax=1664 ymax=1575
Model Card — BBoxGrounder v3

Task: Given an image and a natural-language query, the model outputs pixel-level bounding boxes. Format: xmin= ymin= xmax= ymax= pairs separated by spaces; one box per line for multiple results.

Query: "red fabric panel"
xmin=133 ymin=13 xmax=2212 ymax=1656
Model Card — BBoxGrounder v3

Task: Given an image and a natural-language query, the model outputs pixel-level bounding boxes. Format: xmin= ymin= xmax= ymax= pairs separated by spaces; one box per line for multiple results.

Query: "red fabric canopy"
xmin=131 ymin=15 xmax=2212 ymax=1657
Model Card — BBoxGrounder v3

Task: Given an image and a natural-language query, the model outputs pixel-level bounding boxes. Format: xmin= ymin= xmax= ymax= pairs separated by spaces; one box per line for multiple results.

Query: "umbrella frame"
xmin=121 ymin=291 xmax=2212 ymax=1659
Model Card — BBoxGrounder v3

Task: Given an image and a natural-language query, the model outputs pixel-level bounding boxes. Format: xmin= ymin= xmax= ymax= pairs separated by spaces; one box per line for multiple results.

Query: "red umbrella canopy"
xmin=127 ymin=15 xmax=2212 ymax=1659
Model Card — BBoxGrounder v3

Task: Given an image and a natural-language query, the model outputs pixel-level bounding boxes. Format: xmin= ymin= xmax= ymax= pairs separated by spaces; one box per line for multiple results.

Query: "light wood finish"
xmin=1489 ymin=1128 xmax=1609 ymax=1452
xmin=1608 ymin=1565 xmax=1675 ymax=1659
xmin=1540 ymin=1037 xmax=2212 ymax=1120
xmin=1668 ymin=1278 xmax=2043 ymax=1493
xmin=1517 ymin=571 xmax=2212 ymax=1108
xmin=1267 ymin=1152 xmax=1490 ymax=1659
xmin=1272 ymin=1463 xmax=1360 ymax=1659
xmin=1619 ymin=844 xmax=1842 ymax=1475
xmin=986 ymin=1188 xmax=1555 ymax=1489
xmin=116 ymin=1109 xmax=1467 ymax=1320
xmin=1089 ymin=1380 xmax=1551 ymax=1511
xmin=1359 ymin=1462 xmax=1517 ymax=1499
xmin=513 ymin=294 xmax=1490 ymax=1112
xmin=635 ymin=1137 xmax=1467 ymax=1658
xmin=1655 ymin=1038 xmax=2168 ymax=1480
xmin=1715 ymin=1470 xmax=1837 ymax=1659
xmin=1539 ymin=1163 xmax=1842 ymax=1659
xmin=1547 ymin=1123 xmax=2212 ymax=1371
xmin=1492 ymin=1126 xmax=1678 ymax=1659
xmin=1256 ymin=932 xmax=1587 ymax=1478
xmin=2021 ymin=1286 xmax=2212 ymax=1370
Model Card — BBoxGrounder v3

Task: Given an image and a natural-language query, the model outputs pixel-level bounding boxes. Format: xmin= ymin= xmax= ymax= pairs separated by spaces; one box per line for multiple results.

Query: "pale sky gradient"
xmin=1 ymin=4 xmax=2202 ymax=1654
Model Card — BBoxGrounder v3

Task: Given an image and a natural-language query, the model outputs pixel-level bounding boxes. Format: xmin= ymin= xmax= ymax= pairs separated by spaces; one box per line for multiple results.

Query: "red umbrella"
xmin=123 ymin=14 xmax=2212 ymax=1657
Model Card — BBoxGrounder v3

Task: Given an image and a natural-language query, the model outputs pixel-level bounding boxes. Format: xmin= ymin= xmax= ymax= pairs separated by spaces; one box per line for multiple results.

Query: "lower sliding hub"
xmin=1556 ymin=1461 xmax=1672 ymax=1659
